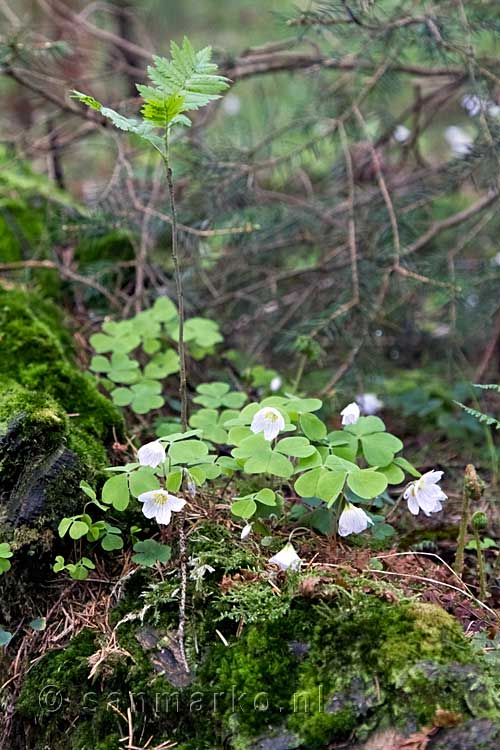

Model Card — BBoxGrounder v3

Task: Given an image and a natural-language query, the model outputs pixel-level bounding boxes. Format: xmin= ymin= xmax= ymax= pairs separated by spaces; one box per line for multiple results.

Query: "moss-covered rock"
xmin=0 ymin=286 xmax=122 ymax=530
xmin=12 ymin=524 xmax=500 ymax=750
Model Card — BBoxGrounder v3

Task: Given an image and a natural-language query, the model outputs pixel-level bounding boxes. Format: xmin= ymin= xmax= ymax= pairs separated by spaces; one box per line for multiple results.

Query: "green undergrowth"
xmin=15 ymin=522 xmax=500 ymax=750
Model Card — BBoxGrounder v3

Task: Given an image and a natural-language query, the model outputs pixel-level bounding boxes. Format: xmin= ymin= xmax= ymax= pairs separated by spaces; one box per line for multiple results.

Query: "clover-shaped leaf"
xmin=132 ymin=539 xmax=171 ymax=567
xmin=102 ymin=473 xmax=130 ymax=511
xmin=299 ymin=413 xmax=327 ymax=441
xmin=144 ymin=349 xmax=179 ymax=379
xmin=360 ymin=432 xmax=403 ymax=467
xmin=346 ymin=469 xmax=388 ymax=499
xmin=169 ymin=439 xmax=209 ymax=464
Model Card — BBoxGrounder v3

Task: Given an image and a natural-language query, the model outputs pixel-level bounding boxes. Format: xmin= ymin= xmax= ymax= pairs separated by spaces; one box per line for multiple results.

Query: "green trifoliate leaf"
xmin=300 ymin=412 xmax=327 ymax=441
xmin=128 ymin=467 xmax=160 ymax=498
xmin=285 ymin=397 xmax=323 ymax=414
xmin=345 ymin=416 xmax=385 ymax=436
xmin=111 ymin=387 xmax=134 ymax=406
xmin=378 ymin=463 xmax=405 ymax=485
xmin=132 ymin=539 xmax=171 ymax=567
xmin=255 ymin=488 xmax=276 ymax=506
xmin=294 ymin=467 xmax=347 ymax=504
xmin=101 ymin=534 xmax=124 ymax=551
xmin=69 ymin=520 xmax=89 ymax=540
xmin=276 ymin=437 xmax=316 ymax=458
xmin=0 ymin=543 xmax=13 ymax=559
xmin=89 ymin=355 xmax=111 ymax=373
xmin=151 ymin=296 xmax=178 ymax=322
xmin=79 ymin=480 xmax=97 ymax=501
xmin=360 ymin=432 xmax=403 ymax=467
xmin=144 ymin=350 xmax=179 ymax=379
xmin=231 ymin=496 xmax=257 ymax=519
xmin=166 ymin=470 xmax=183 ymax=492
xmin=346 ymin=469 xmax=388 ymax=500
xmin=102 ymin=473 xmax=130 ymax=511
xmin=169 ymin=439 xmax=209 ymax=464
xmin=393 ymin=457 xmax=421 ymax=478
xmin=244 ymin=450 xmax=293 ymax=478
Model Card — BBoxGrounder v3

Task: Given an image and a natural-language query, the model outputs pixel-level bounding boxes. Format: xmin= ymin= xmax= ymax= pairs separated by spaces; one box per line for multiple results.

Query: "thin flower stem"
xmin=178 ymin=515 xmax=190 ymax=674
xmin=163 ymin=130 xmax=188 ymax=432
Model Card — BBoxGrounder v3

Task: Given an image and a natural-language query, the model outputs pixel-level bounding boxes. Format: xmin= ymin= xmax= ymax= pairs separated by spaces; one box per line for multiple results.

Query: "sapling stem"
xmin=163 ymin=130 xmax=188 ymax=432
xmin=177 ymin=516 xmax=190 ymax=673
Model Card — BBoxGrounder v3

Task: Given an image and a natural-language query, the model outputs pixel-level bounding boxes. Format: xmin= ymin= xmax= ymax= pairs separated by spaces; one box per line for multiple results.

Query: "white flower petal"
xmin=420 ymin=470 xmax=444 ymax=486
xmin=250 ymin=407 xmax=285 ymax=441
xmin=241 ymin=523 xmax=253 ymax=540
xmin=270 ymin=376 xmax=282 ymax=392
xmin=142 ymin=498 xmax=160 ymax=519
xmin=406 ymin=491 xmax=420 ymax=516
xmin=137 ymin=440 xmax=166 ymax=468
xmin=341 ymin=402 xmax=360 ymax=426
xmin=268 ymin=543 xmax=301 ymax=571
xmin=138 ymin=490 xmax=157 ymax=504
xmin=356 ymin=393 xmax=383 ymax=415
xmin=405 ymin=470 xmax=446 ymax=517
xmin=155 ymin=505 xmax=172 ymax=526
xmin=338 ymin=504 xmax=373 ymax=537
xmin=166 ymin=495 xmax=187 ymax=513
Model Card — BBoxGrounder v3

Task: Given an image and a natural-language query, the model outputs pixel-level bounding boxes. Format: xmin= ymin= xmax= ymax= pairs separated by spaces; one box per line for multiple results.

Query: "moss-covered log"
xmin=0 ymin=286 xmax=122 ymax=531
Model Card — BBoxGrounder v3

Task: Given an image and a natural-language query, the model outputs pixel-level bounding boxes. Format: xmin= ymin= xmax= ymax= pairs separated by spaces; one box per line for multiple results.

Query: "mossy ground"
xmin=0 ymin=286 xmax=122 ymax=529
xmin=14 ymin=523 xmax=500 ymax=750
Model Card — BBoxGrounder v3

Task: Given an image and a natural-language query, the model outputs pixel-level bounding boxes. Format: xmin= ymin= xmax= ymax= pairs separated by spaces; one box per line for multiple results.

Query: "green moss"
xmin=0 ymin=287 xmax=122 ymax=528
xmin=0 ymin=288 xmax=121 ymax=451
xmin=0 ymin=199 xmax=45 ymax=263
xmin=287 ymin=597 xmax=483 ymax=746
xmin=12 ymin=532 xmax=500 ymax=750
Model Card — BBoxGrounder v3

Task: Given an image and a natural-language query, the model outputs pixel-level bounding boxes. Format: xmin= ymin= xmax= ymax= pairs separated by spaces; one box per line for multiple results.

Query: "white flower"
xmin=445 ymin=126 xmax=472 ymax=156
xmin=338 ymin=503 xmax=374 ymax=537
xmin=137 ymin=440 xmax=166 ymax=468
xmin=250 ymin=406 xmax=286 ymax=441
xmin=138 ymin=489 xmax=186 ymax=525
xmin=268 ymin=543 xmax=301 ymax=571
xmin=270 ymin=376 xmax=282 ymax=392
xmin=356 ymin=393 xmax=383 ymax=415
xmin=241 ymin=523 xmax=253 ymax=540
xmin=461 ymin=93 xmax=483 ymax=117
xmin=394 ymin=124 xmax=410 ymax=143
xmin=341 ymin=402 xmax=360 ymax=426
xmin=404 ymin=470 xmax=447 ymax=516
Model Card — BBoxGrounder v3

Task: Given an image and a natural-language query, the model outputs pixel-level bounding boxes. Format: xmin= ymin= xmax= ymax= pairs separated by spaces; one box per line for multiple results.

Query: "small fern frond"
xmin=474 ymin=383 xmax=500 ymax=393
xmin=454 ymin=401 xmax=500 ymax=429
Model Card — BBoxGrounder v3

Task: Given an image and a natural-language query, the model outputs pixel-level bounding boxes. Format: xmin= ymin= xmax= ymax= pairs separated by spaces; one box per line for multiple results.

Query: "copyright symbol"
xmin=39 ymin=684 xmax=63 ymax=713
